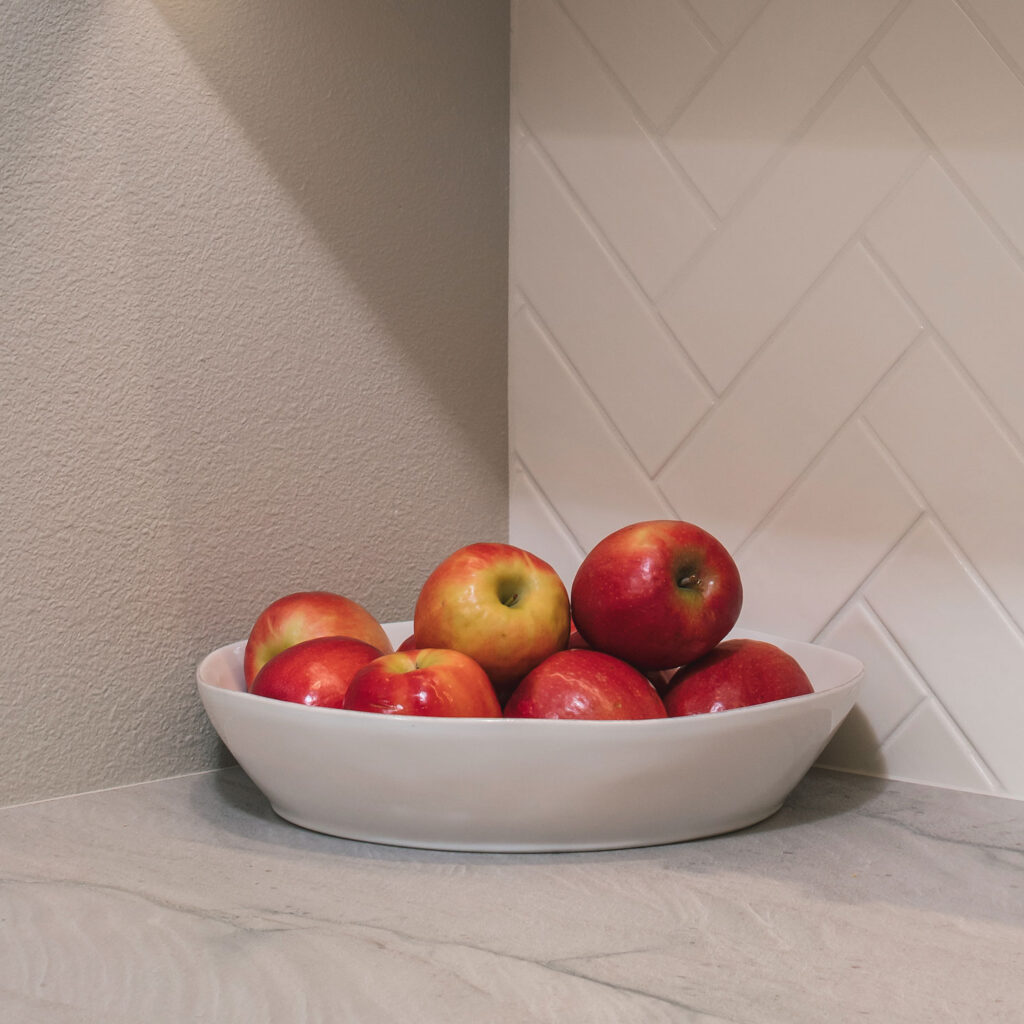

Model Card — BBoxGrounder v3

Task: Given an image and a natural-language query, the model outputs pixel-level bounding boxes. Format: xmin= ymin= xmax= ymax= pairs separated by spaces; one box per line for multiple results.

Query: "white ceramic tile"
xmin=877 ymin=700 xmax=1000 ymax=794
xmin=968 ymin=0 xmax=1024 ymax=71
xmin=687 ymin=0 xmax=768 ymax=46
xmin=658 ymin=69 xmax=924 ymax=393
xmin=735 ymin=421 xmax=922 ymax=640
xmin=816 ymin=600 xmax=928 ymax=773
xmin=510 ymin=0 xmax=1024 ymax=797
xmin=667 ymin=0 xmax=899 ymax=216
xmin=512 ymin=140 xmax=712 ymax=474
xmin=866 ymin=157 xmax=1024 ymax=447
xmin=864 ymin=336 xmax=1024 ymax=631
xmin=870 ymin=0 xmax=1024 ymax=257
xmin=509 ymin=460 xmax=585 ymax=591
xmin=509 ymin=304 xmax=674 ymax=553
xmin=561 ymin=0 xmax=717 ymax=127
xmin=659 ymin=245 xmax=920 ymax=551
xmin=863 ymin=517 xmax=1024 ymax=794
xmin=513 ymin=0 xmax=715 ymax=297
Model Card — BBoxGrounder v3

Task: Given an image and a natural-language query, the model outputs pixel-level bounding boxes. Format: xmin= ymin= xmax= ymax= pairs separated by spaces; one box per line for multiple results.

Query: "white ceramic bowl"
xmin=196 ymin=622 xmax=863 ymax=852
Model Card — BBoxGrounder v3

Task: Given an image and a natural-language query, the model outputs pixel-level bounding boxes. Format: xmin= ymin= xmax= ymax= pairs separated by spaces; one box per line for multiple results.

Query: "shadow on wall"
xmin=0 ymin=0 xmax=510 ymax=807
xmin=135 ymin=0 xmax=512 ymax=622
xmin=150 ymin=0 xmax=510 ymax=448
xmin=817 ymin=705 xmax=887 ymax=779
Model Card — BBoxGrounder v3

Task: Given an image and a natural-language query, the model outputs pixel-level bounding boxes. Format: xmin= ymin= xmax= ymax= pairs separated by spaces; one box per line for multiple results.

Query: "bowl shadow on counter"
xmin=749 ymin=703 xmax=889 ymax=828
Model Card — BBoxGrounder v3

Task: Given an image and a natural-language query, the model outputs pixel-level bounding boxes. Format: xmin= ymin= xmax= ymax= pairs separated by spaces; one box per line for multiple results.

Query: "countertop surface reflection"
xmin=1 ymin=766 xmax=1021 ymax=1023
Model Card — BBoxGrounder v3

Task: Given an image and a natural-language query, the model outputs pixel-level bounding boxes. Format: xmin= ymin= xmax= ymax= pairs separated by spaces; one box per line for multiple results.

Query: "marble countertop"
xmin=1 ymin=767 xmax=1021 ymax=1023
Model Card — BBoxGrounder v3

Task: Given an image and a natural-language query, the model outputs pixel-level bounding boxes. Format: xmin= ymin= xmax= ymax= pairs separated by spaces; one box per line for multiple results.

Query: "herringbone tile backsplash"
xmin=508 ymin=0 xmax=1024 ymax=798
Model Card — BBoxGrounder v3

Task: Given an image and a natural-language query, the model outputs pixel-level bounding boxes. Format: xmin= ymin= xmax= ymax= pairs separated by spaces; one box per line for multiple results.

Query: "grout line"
xmin=510 ymin=455 xmax=587 ymax=565
xmin=553 ymin=0 xmax=717 ymax=134
xmin=547 ymin=0 xmax=723 ymax=224
xmin=954 ymin=0 xmax=1024 ymax=91
xmin=658 ymin=216 xmax=932 ymax=544
xmin=857 ymin=590 xmax=1005 ymax=792
xmin=729 ymin=331 xmax=927 ymax=562
xmin=857 ymin=231 xmax=929 ymax=321
xmin=510 ymin=295 xmax=678 ymax=519
xmin=806 ymin=500 xmax=994 ymax=781
xmin=929 ymin=516 xmax=1024 ymax=648
xmin=855 ymin=412 xmax=931 ymax=512
xmin=860 ymin=234 xmax=1024 ymax=460
xmin=817 ymin=592 xmax=929 ymax=746
xmin=818 ymin=508 xmax=926 ymax=631
xmin=864 ymin=56 xmax=1024 ymax=271
xmin=929 ymin=334 xmax=1024 ymax=458
xmin=675 ymin=0 xmax=727 ymax=52
xmin=721 ymin=141 xmax=928 ymax=380
xmin=655 ymin=0 xmax=917 ymax=304
xmin=732 ymin=408 xmax=928 ymax=626
xmin=729 ymin=0 xmax=916 ymax=214
xmin=648 ymin=132 xmax=724 ymax=231
xmin=510 ymin=127 xmax=719 ymax=406
xmin=871 ymin=687 xmax=1004 ymax=793
xmin=858 ymin=413 xmax=1024 ymax=656
xmin=655 ymin=141 xmax=929 ymax=411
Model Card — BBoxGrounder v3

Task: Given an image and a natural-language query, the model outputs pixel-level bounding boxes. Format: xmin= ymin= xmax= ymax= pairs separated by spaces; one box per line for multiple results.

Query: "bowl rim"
xmin=196 ymin=630 xmax=864 ymax=730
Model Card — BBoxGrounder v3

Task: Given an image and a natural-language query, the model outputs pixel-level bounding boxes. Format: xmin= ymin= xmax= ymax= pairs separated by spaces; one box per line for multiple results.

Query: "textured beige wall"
xmin=1 ymin=0 xmax=509 ymax=806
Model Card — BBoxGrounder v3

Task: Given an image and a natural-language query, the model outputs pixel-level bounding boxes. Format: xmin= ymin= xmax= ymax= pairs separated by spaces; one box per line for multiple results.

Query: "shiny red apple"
xmin=503 ymin=649 xmax=667 ymax=720
xmin=664 ymin=638 xmax=813 ymax=716
xmin=571 ymin=520 xmax=742 ymax=670
xmin=342 ymin=649 xmax=502 ymax=718
xmin=244 ymin=591 xmax=392 ymax=690
xmin=413 ymin=542 xmax=571 ymax=697
xmin=250 ymin=634 xmax=383 ymax=707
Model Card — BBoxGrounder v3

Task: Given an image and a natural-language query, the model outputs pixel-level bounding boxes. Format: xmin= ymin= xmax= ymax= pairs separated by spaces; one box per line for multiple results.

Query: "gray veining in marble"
xmin=1 ymin=768 xmax=1022 ymax=1023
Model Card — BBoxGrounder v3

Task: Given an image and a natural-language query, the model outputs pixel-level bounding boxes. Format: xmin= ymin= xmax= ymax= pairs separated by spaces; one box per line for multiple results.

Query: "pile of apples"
xmin=243 ymin=519 xmax=813 ymax=720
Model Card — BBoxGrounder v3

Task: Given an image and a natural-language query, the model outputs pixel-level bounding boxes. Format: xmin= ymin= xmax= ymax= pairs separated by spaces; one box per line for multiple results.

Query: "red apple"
xmin=503 ymin=649 xmax=667 ymax=721
xmin=571 ymin=520 xmax=742 ymax=670
xmin=413 ymin=542 xmax=571 ymax=696
xmin=244 ymin=591 xmax=392 ymax=690
xmin=397 ymin=634 xmax=418 ymax=652
xmin=343 ymin=649 xmax=502 ymax=718
xmin=250 ymin=635 xmax=383 ymax=708
xmin=664 ymin=638 xmax=813 ymax=716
